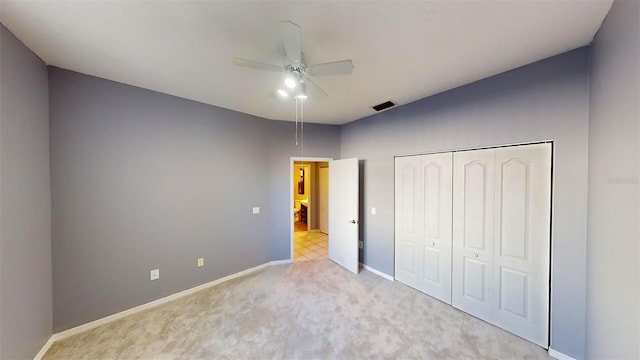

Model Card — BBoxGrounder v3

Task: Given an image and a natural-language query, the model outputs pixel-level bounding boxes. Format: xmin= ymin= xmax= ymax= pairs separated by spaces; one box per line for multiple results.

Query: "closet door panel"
xmin=493 ymin=143 xmax=551 ymax=348
xmin=395 ymin=153 xmax=452 ymax=304
xmin=463 ymin=162 xmax=488 ymax=250
xmin=423 ymin=247 xmax=440 ymax=282
xmin=463 ymin=257 xmax=487 ymax=301
xmin=452 ymin=148 xmax=495 ymax=322
xmin=419 ymin=152 xmax=452 ymax=303
xmin=395 ymin=156 xmax=421 ymax=288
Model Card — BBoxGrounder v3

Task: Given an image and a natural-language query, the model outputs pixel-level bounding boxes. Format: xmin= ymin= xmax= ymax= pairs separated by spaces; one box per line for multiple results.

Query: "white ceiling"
xmin=0 ymin=1 xmax=612 ymax=125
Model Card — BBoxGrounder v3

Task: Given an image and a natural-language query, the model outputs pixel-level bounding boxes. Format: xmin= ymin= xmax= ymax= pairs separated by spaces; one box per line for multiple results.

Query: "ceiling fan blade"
xmin=280 ymin=20 xmax=302 ymax=64
xmin=304 ymin=77 xmax=328 ymax=99
xmin=307 ymin=60 xmax=354 ymax=76
xmin=232 ymin=57 xmax=282 ymax=72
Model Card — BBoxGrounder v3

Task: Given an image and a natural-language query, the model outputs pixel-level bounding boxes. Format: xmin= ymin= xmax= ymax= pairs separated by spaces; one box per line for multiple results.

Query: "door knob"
xmin=431 ymin=242 xmax=435 ymax=246
xmin=474 ymin=253 xmax=479 ymax=258
xmin=349 ymin=219 xmax=359 ymax=224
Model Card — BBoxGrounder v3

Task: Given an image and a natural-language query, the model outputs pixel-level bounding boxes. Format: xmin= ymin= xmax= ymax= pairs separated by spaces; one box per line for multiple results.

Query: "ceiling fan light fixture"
xmin=284 ymin=76 xmax=297 ymax=89
xmin=277 ymin=89 xmax=289 ymax=98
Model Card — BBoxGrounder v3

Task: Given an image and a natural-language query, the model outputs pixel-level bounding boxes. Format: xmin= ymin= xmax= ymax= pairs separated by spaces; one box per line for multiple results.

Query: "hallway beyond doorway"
xmin=294 ymin=230 xmax=328 ymax=262
xmin=290 ymin=157 xmax=332 ymax=262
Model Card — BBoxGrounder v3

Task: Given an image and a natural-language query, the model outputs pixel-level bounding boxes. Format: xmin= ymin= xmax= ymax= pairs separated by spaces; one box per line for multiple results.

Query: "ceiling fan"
xmin=232 ymin=20 xmax=354 ymax=100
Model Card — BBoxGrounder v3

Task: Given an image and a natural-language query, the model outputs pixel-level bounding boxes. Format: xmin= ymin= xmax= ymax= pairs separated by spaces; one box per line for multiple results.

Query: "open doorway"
xmin=290 ymin=157 xmax=332 ymax=262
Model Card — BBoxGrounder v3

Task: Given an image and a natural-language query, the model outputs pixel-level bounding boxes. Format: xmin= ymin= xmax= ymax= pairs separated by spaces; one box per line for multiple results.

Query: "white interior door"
xmin=452 ymin=144 xmax=551 ymax=348
xmin=395 ymin=156 xmax=421 ymax=287
xmin=329 ymin=158 xmax=359 ymax=273
xmin=492 ymin=143 xmax=551 ymax=347
xmin=420 ymin=153 xmax=453 ymax=303
xmin=395 ymin=153 xmax=453 ymax=304
xmin=319 ymin=167 xmax=329 ymax=234
xmin=452 ymin=148 xmax=496 ymax=323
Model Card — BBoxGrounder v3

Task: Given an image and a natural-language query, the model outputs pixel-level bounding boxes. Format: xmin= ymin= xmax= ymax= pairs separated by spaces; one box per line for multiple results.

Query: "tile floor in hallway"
xmin=294 ymin=228 xmax=328 ymax=262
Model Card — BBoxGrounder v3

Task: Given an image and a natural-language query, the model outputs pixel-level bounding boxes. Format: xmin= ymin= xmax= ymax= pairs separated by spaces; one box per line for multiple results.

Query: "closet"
xmin=394 ymin=143 xmax=551 ymax=348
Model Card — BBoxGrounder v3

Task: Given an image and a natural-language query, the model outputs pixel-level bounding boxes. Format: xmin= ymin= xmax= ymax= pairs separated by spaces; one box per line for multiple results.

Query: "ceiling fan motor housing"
xmin=286 ymin=64 xmax=307 ymax=79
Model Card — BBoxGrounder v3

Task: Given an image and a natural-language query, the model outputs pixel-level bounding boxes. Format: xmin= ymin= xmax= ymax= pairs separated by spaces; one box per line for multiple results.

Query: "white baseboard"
xmin=548 ymin=347 xmax=577 ymax=360
xmin=34 ymin=259 xmax=293 ymax=359
xmin=33 ymin=336 xmax=55 ymax=360
xmin=361 ymin=263 xmax=394 ymax=281
xmin=270 ymin=259 xmax=293 ymax=266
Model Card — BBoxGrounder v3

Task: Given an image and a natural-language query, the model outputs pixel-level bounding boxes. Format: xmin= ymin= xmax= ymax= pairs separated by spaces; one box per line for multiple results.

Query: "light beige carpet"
xmin=44 ymin=259 xmax=549 ymax=359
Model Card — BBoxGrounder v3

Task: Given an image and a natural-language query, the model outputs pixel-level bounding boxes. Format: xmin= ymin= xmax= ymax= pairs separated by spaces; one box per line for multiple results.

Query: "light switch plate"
xmin=371 ymin=207 xmax=377 ymax=215
xmin=252 ymin=207 xmax=260 ymax=214
xmin=197 ymin=258 xmax=204 ymax=267
xmin=150 ymin=269 xmax=159 ymax=281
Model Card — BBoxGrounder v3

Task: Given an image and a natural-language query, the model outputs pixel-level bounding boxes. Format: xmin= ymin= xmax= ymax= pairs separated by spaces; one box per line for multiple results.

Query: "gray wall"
xmin=340 ymin=48 xmax=590 ymax=358
xmin=49 ymin=68 xmax=272 ymax=332
xmin=49 ymin=68 xmax=340 ymax=331
xmin=587 ymin=1 xmax=640 ymax=358
xmin=269 ymin=121 xmax=340 ymax=260
xmin=0 ymin=25 xmax=52 ymax=359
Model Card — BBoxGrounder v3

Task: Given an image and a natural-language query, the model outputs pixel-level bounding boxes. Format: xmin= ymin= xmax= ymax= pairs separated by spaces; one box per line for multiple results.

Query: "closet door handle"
xmin=431 ymin=242 xmax=436 ymax=246
xmin=474 ymin=253 xmax=479 ymax=258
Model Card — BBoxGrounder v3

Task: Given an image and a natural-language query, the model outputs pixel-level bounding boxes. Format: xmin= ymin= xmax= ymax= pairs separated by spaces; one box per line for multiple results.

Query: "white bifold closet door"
xmin=395 ymin=152 xmax=453 ymax=304
xmin=451 ymin=147 xmax=495 ymax=320
xmin=452 ymin=143 xmax=551 ymax=348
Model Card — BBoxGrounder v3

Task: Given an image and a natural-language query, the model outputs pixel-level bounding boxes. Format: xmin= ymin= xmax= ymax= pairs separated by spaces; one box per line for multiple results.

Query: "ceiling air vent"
xmin=372 ymin=100 xmax=396 ymax=112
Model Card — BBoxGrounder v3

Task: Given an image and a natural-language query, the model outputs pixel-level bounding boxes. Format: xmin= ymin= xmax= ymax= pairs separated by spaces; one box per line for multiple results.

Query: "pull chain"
xmin=294 ymin=97 xmax=304 ymax=159
xmin=300 ymin=98 xmax=304 ymax=159
xmin=295 ymin=98 xmax=298 ymax=146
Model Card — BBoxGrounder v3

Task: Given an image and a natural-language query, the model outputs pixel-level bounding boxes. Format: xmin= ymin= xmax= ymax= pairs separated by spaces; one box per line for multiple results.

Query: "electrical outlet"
xmin=371 ymin=207 xmax=377 ymax=215
xmin=150 ymin=269 xmax=159 ymax=281
xmin=197 ymin=258 xmax=204 ymax=267
xmin=252 ymin=207 xmax=260 ymax=214
xmin=359 ymin=241 xmax=364 ymax=249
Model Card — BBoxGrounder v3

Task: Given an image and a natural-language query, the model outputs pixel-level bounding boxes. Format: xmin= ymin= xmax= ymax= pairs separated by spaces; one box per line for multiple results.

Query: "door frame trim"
xmin=289 ymin=157 xmax=334 ymax=261
xmin=394 ymin=139 xmax=554 ymax=159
